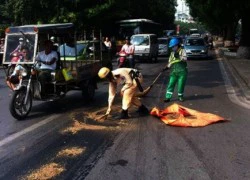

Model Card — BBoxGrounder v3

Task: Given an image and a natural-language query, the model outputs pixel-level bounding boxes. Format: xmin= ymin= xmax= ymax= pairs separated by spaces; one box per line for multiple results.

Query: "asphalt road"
xmin=1 ymin=54 xmax=250 ymax=180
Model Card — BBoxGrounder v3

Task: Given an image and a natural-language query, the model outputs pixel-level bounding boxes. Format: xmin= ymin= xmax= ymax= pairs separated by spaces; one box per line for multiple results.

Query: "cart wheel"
xmin=82 ymin=83 xmax=95 ymax=101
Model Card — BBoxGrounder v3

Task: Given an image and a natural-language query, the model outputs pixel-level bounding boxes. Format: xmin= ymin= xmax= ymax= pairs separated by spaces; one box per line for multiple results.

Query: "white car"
xmin=131 ymin=34 xmax=158 ymax=63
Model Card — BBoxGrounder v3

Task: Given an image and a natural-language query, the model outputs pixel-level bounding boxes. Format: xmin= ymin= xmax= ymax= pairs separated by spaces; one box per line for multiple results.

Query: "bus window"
xmin=116 ymin=19 xmax=162 ymax=39
xmin=115 ymin=19 xmax=162 ymax=50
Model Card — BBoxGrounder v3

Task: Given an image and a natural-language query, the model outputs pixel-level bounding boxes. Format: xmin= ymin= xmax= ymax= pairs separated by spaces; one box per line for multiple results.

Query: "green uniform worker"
xmin=163 ymin=38 xmax=187 ymax=102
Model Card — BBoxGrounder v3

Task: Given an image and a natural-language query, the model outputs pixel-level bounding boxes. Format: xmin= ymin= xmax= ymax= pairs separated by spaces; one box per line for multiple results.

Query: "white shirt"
xmin=36 ymin=50 xmax=58 ymax=70
xmin=104 ymin=41 xmax=112 ymax=48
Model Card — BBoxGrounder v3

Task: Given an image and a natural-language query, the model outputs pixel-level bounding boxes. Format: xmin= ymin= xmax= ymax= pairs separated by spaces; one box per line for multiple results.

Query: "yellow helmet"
xmin=98 ymin=67 xmax=110 ymax=79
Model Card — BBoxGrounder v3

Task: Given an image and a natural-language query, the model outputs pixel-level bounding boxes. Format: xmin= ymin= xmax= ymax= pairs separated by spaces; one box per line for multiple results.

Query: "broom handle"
xmin=150 ymin=71 xmax=163 ymax=86
xmin=135 ymin=70 xmax=165 ymax=97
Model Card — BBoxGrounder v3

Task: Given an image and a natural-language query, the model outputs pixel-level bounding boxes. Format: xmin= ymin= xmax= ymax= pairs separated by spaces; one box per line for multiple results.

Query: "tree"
xmin=0 ymin=0 xmax=177 ymax=39
xmin=186 ymin=0 xmax=250 ymax=59
xmin=186 ymin=0 xmax=239 ymax=42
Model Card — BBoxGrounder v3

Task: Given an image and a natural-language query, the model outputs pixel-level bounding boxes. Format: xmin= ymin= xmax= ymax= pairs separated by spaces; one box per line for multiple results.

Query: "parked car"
xmin=183 ymin=37 xmax=208 ymax=59
xmin=158 ymin=37 xmax=169 ymax=56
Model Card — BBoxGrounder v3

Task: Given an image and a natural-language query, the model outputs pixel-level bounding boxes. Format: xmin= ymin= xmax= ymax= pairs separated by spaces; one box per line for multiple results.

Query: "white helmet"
xmin=98 ymin=67 xmax=110 ymax=79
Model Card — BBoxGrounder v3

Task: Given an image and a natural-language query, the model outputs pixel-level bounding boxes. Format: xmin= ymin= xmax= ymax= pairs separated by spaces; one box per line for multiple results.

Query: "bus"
xmin=115 ymin=18 xmax=162 ymax=51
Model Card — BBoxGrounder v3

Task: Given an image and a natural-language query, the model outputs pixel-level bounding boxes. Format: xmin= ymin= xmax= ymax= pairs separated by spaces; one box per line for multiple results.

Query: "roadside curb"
xmin=215 ymin=48 xmax=250 ymax=101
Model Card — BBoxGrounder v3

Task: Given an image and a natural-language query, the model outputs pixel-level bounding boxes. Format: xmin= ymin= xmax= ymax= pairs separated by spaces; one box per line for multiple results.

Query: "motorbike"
xmin=208 ymin=41 xmax=213 ymax=50
xmin=117 ymin=51 xmax=130 ymax=68
xmin=9 ymin=61 xmax=67 ymax=120
xmin=4 ymin=23 xmax=101 ymax=120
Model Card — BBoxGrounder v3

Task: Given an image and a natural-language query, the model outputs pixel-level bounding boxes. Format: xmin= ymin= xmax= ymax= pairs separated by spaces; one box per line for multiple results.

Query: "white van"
xmin=131 ymin=34 xmax=158 ymax=62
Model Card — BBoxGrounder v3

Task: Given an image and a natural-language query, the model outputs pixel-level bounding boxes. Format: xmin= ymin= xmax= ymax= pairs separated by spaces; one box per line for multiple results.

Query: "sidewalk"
xmin=216 ymin=47 xmax=250 ymax=101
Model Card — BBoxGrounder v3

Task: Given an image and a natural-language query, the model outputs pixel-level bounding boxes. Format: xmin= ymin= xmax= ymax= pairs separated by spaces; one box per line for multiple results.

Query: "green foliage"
xmin=174 ymin=21 xmax=206 ymax=35
xmin=0 ymin=0 xmax=176 ymax=34
xmin=185 ymin=0 xmax=246 ymax=42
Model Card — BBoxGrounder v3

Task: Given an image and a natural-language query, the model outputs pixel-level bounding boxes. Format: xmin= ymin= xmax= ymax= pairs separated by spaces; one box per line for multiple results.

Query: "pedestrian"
xmin=103 ymin=36 xmax=113 ymax=70
xmin=97 ymin=67 xmax=149 ymax=120
xmin=104 ymin=37 xmax=112 ymax=49
xmin=163 ymin=37 xmax=188 ymax=102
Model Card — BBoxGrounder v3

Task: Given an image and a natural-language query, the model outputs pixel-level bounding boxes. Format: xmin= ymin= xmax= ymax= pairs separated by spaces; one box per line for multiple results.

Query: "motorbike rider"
xmin=98 ymin=67 xmax=149 ymax=120
xmin=163 ymin=37 xmax=187 ymax=102
xmin=35 ymin=40 xmax=58 ymax=96
xmin=10 ymin=37 xmax=25 ymax=56
xmin=119 ymin=36 xmax=135 ymax=68
xmin=6 ymin=46 xmax=31 ymax=90
xmin=208 ymin=35 xmax=214 ymax=49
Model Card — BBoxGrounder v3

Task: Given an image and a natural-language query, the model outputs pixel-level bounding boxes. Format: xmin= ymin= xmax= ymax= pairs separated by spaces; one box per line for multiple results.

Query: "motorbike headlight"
xmin=21 ymin=69 xmax=28 ymax=77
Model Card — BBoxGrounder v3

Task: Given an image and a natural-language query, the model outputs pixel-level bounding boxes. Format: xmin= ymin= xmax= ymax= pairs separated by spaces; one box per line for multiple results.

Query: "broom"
xmin=136 ymin=70 xmax=164 ymax=97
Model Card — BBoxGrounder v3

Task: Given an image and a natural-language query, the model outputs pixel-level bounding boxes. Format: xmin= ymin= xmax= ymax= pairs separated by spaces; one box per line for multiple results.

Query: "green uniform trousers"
xmin=166 ymin=63 xmax=187 ymax=99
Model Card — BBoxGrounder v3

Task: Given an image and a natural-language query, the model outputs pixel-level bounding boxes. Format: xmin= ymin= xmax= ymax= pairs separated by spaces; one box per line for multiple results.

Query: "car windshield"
xmin=59 ymin=43 xmax=87 ymax=57
xmin=185 ymin=39 xmax=205 ymax=46
xmin=131 ymin=36 xmax=149 ymax=46
xmin=158 ymin=39 xmax=168 ymax=44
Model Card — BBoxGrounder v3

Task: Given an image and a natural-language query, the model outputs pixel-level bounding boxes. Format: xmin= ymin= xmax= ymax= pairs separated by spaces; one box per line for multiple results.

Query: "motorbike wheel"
xmin=9 ymin=89 xmax=32 ymax=120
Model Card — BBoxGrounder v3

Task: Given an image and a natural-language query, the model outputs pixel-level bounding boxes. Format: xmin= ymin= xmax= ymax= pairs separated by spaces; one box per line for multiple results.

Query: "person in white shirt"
xmin=104 ymin=37 xmax=112 ymax=49
xmin=97 ymin=67 xmax=149 ymax=120
xmin=120 ymin=36 xmax=135 ymax=68
xmin=35 ymin=40 xmax=58 ymax=95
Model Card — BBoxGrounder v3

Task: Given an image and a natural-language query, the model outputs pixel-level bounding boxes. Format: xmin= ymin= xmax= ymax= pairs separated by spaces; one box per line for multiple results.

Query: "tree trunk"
xmin=237 ymin=11 xmax=250 ymax=59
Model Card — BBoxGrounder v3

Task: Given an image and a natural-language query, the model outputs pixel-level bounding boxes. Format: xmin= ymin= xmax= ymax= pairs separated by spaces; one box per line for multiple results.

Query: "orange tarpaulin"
xmin=150 ymin=103 xmax=226 ymax=127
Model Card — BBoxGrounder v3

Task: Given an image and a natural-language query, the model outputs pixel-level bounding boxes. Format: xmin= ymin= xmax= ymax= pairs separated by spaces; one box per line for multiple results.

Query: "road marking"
xmin=219 ymin=60 xmax=250 ymax=109
xmin=0 ymin=114 xmax=61 ymax=147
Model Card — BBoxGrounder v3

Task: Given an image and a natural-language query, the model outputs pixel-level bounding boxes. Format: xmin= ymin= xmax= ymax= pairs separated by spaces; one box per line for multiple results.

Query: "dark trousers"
xmin=38 ymin=69 xmax=53 ymax=95
xmin=128 ymin=55 xmax=135 ymax=68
